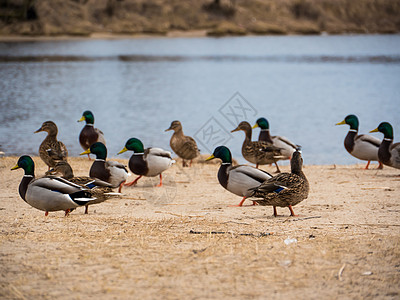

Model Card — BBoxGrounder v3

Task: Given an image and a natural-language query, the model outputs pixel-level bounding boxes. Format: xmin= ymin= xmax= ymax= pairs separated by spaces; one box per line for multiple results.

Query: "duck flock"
xmin=10 ymin=110 xmax=399 ymax=218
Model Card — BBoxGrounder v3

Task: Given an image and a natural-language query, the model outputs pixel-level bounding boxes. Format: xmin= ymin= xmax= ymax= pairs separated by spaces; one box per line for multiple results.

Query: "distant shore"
xmin=1 ymin=0 xmax=399 ymax=41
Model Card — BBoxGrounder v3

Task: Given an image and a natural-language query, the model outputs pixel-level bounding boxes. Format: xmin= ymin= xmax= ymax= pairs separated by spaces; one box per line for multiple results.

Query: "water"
xmin=0 ymin=35 xmax=399 ymax=165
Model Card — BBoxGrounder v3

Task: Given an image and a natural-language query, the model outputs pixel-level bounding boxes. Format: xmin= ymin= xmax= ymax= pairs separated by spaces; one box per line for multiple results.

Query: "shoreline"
xmin=0 ymin=30 xmax=398 ymax=43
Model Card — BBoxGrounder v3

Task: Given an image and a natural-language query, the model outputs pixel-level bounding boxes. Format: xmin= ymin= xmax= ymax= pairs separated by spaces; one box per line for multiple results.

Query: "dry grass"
xmin=0 ymin=156 xmax=400 ymax=299
xmin=1 ymin=0 xmax=399 ymax=36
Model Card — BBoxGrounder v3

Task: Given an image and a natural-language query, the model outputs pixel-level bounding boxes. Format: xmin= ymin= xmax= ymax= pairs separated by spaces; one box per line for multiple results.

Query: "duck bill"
xmin=369 ymin=128 xmax=379 ymax=133
xmin=77 ymin=116 xmax=85 ymax=122
xmin=231 ymin=127 xmax=240 ymax=133
xmin=335 ymin=120 xmax=346 ymax=126
xmin=117 ymin=147 xmax=128 ymax=155
xmin=164 ymin=127 xmax=172 ymax=132
xmin=252 ymin=124 xmax=259 ymax=129
xmin=205 ymin=154 xmax=215 ymax=161
xmin=10 ymin=164 xmax=20 ymax=170
xmin=34 ymin=127 xmax=43 ymax=133
xmin=80 ymin=149 xmax=91 ymax=156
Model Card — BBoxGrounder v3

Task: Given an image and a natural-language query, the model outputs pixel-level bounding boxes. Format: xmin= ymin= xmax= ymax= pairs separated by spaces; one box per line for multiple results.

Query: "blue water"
xmin=0 ymin=35 xmax=399 ymax=165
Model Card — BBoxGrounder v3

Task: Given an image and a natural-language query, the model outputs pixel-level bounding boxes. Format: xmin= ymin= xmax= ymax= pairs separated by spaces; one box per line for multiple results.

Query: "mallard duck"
xmin=247 ymin=150 xmax=309 ymax=217
xmin=34 ymin=121 xmax=68 ymax=169
xmin=165 ymin=120 xmax=199 ymax=167
xmin=117 ymin=137 xmax=175 ymax=187
xmin=11 ymin=156 xmax=95 ymax=216
xmin=80 ymin=142 xmax=128 ymax=193
xmin=231 ymin=121 xmax=284 ymax=171
xmin=336 ymin=115 xmax=382 ymax=169
xmin=47 ymin=161 xmax=120 ymax=214
xmin=370 ymin=122 xmax=400 ymax=170
xmin=206 ymin=146 xmax=272 ymax=206
xmin=78 ymin=110 xmax=106 ymax=160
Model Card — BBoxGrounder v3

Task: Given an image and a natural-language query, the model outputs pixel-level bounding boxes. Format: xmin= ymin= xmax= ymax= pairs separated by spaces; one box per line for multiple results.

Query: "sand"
xmin=0 ymin=156 xmax=399 ymax=299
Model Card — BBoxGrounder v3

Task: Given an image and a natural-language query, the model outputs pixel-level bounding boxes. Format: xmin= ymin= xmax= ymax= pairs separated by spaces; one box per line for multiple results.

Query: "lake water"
xmin=0 ymin=34 xmax=399 ymax=165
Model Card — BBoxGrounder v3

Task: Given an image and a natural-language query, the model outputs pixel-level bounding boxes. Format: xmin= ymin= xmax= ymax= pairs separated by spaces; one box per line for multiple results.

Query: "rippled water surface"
xmin=0 ymin=35 xmax=399 ymax=165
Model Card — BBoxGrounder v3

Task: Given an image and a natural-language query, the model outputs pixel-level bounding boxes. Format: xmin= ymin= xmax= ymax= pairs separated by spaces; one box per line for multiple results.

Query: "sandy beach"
xmin=0 ymin=155 xmax=399 ymax=299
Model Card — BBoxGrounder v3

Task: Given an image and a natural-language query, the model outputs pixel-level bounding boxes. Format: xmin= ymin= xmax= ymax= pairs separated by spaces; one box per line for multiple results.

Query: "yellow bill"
xmin=205 ymin=154 xmax=215 ymax=161
xmin=117 ymin=147 xmax=128 ymax=155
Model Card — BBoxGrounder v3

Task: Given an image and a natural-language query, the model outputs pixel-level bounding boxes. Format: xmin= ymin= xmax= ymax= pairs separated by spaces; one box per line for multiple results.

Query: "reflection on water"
xmin=0 ymin=35 xmax=399 ymax=165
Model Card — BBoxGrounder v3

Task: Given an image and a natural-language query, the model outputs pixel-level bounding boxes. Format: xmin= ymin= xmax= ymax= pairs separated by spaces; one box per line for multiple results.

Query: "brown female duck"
xmin=247 ymin=150 xmax=309 ymax=217
xmin=165 ymin=120 xmax=199 ymax=167
xmin=231 ymin=121 xmax=284 ymax=171
xmin=34 ymin=120 xmax=68 ymax=169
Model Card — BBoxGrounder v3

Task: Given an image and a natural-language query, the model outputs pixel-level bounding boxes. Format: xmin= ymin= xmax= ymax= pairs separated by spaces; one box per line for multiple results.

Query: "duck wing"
xmin=356 ymin=134 xmax=381 ymax=148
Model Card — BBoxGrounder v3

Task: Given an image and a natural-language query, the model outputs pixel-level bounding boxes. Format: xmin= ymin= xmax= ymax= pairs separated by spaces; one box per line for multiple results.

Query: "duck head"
xmin=11 ymin=155 xmax=35 ymax=176
xmin=231 ymin=121 xmax=252 ymax=133
xmin=34 ymin=121 xmax=58 ymax=136
xmin=165 ymin=120 xmax=182 ymax=132
xmin=118 ymin=138 xmax=145 ymax=154
xmin=206 ymin=146 xmax=232 ymax=164
xmin=290 ymin=150 xmax=303 ymax=174
xmin=78 ymin=110 xmax=95 ymax=124
xmin=80 ymin=142 xmax=107 ymax=159
xmin=370 ymin=122 xmax=394 ymax=139
xmin=336 ymin=114 xmax=359 ymax=130
xmin=252 ymin=117 xmax=269 ymax=130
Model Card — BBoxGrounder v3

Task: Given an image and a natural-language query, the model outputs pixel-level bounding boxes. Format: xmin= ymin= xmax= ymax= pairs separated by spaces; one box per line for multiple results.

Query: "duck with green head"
xmin=34 ymin=120 xmax=68 ymax=169
xmin=247 ymin=150 xmax=309 ymax=217
xmin=206 ymin=146 xmax=272 ymax=206
xmin=253 ymin=117 xmax=299 ymax=168
xmin=231 ymin=121 xmax=285 ymax=171
xmin=78 ymin=110 xmax=106 ymax=160
xmin=80 ymin=142 xmax=128 ymax=193
xmin=370 ymin=122 xmax=400 ymax=170
xmin=165 ymin=120 xmax=199 ymax=167
xmin=11 ymin=155 xmax=94 ymax=216
xmin=336 ymin=114 xmax=382 ymax=169
xmin=118 ymin=137 xmax=175 ymax=187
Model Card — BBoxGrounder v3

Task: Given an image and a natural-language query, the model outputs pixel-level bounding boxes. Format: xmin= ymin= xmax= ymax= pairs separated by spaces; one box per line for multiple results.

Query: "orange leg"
xmin=377 ymin=161 xmax=383 ymax=169
xmin=125 ymin=175 xmax=142 ymax=187
xmin=288 ymin=205 xmax=298 ymax=217
xmin=364 ymin=160 xmax=371 ymax=169
xmin=45 ymin=211 xmax=49 ymax=216
xmin=255 ymin=164 xmax=259 ymax=168
xmin=229 ymin=197 xmax=247 ymax=207
xmin=156 ymin=174 xmax=163 ymax=187
xmin=87 ymin=154 xmax=91 ymax=160
xmin=118 ymin=181 xmax=126 ymax=193
xmin=64 ymin=209 xmax=71 ymax=216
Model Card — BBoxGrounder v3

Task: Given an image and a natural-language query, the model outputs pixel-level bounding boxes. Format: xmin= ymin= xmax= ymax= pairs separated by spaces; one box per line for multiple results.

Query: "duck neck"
xmin=19 ymin=175 xmax=34 ymax=202
xmin=344 ymin=129 xmax=357 ymax=153
xmin=242 ymin=128 xmax=252 ymax=144
xmin=90 ymin=159 xmax=109 ymax=182
xmin=258 ymin=129 xmax=273 ymax=143
xmin=217 ymin=162 xmax=231 ymax=189
xmin=378 ymin=138 xmax=393 ymax=164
